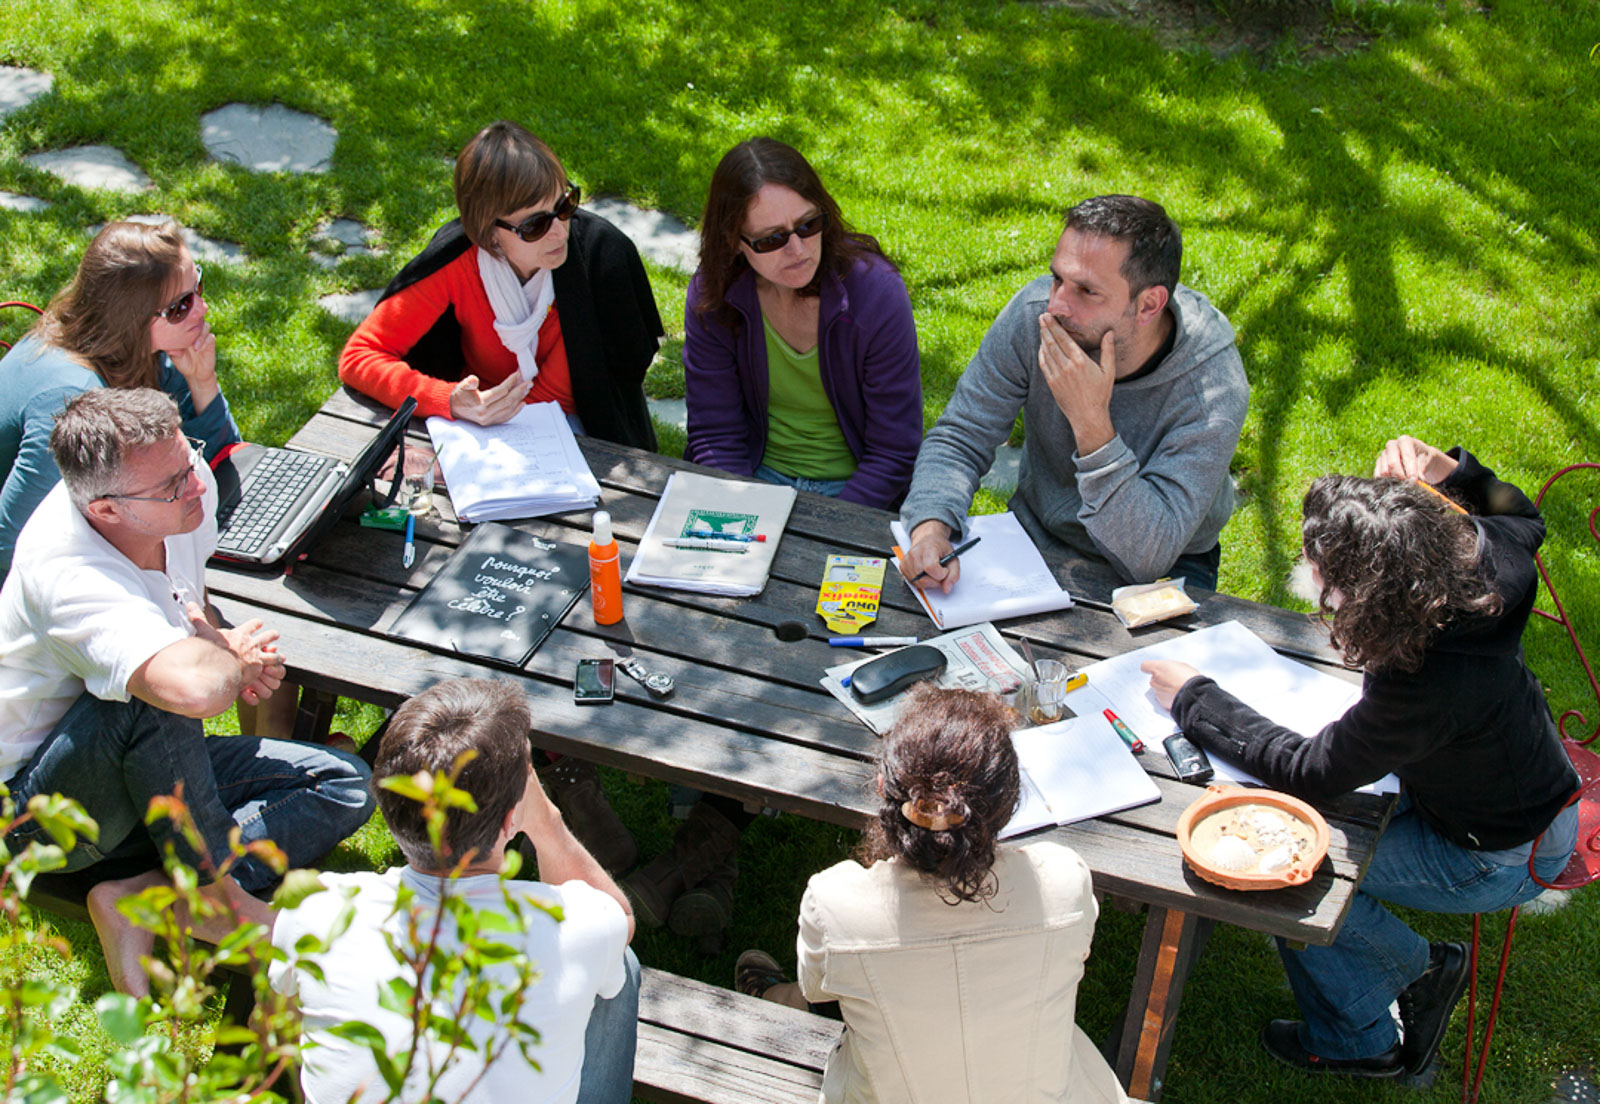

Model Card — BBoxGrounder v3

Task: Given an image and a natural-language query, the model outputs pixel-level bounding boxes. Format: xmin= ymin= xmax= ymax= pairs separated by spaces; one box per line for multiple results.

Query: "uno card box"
xmin=817 ymin=555 xmax=886 ymax=634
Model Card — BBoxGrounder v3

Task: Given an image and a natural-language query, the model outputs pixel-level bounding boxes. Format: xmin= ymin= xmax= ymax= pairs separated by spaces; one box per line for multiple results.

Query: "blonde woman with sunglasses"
xmin=684 ymin=138 xmax=922 ymax=509
xmin=0 ymin=220 xmax=239 ymax=577
xmin=338 ymin=120 xmax=663 ymax=449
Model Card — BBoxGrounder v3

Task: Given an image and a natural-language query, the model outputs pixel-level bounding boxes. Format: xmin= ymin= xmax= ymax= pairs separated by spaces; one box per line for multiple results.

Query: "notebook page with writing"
xmin=889 ymin=512 xmax=1074 ymax=629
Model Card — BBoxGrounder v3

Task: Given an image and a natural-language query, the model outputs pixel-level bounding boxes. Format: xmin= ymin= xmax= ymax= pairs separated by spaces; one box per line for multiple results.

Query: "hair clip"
xmin=901 ymin=798 xmax=966 ymax=832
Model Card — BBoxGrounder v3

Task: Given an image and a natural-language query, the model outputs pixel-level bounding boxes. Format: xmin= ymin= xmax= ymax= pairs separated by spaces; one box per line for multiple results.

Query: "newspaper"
xmin=821 ymin=621 xmax=1031 ymax=734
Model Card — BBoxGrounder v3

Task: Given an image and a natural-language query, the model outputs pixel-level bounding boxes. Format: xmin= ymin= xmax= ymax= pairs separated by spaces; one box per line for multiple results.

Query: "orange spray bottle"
xmin=588 ymin=510 xmax=623 ymax=625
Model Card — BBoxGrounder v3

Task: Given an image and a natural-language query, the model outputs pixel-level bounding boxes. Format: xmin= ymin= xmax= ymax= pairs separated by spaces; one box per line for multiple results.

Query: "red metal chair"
xmin=1 ymin=300 xmax=43 ymax=351
xmin=1461 ymin=463 xmax=1600 ymax=1104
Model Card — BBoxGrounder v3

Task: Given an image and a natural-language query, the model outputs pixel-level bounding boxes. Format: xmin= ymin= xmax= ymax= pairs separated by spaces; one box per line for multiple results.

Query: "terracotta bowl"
xmin=1177 ymin=784 xmax=1331 ymax=891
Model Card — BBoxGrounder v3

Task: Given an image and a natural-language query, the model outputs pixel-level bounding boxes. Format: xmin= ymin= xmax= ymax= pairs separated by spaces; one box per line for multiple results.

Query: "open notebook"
xmin=889 ymin=512 xmax=1074 ymax=629
xmin=1002 ymin=703 xmax=1163 ymax=839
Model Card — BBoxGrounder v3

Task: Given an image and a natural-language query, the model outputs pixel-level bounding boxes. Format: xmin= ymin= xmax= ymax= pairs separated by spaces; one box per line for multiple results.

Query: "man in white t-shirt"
xmin=271 ymin=677 xmax=639 ymax=1104
xmin=0 ymin=389 xmax=374 ymax=994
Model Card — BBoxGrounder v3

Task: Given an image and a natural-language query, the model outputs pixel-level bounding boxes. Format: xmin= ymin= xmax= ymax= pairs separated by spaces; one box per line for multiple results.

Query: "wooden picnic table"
xmin=205 ymin=387 xmax=1394 ymax=1103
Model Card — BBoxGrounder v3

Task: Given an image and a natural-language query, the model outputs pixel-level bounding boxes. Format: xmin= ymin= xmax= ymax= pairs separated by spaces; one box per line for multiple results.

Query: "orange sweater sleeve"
xmin=337 ymin=262 xmax=464 ymax=419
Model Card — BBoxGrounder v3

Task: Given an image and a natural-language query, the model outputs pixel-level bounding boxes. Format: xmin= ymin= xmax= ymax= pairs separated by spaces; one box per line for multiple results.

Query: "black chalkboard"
xmin=389 ymin=522 xmax=590 ymax=668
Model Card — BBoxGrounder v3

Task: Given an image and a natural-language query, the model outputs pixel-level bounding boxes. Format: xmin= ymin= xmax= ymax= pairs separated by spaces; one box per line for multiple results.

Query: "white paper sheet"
xmin=1079 ymin=620 xmax=1398 ymax=795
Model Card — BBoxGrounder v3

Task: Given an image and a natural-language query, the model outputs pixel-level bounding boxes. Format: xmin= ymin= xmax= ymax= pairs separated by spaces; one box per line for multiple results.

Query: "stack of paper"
xmin=625 ymin=472 xmax=796 ymax=596
xmin=426 ymin=402 xmax=601 ymax=522
xmin=889 ymin=512 xmax=1074 ymax=629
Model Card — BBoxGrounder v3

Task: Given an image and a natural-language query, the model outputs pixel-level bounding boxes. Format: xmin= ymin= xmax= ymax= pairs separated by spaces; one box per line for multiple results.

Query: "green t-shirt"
xmin=760 ymin=315 xmax=858 ymax=480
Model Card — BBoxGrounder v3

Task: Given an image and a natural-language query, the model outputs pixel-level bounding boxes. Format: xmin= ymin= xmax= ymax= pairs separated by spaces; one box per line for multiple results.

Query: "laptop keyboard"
xmin=215 ymin=450 xmax=332 ymax=555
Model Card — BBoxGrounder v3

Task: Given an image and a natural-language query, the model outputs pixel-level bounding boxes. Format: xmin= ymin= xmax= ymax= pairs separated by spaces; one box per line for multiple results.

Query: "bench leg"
xmin=1106 ymin=906 xmax=1213 ymax=1102
xmin=290 ymin=687 xmax=339 ymax=744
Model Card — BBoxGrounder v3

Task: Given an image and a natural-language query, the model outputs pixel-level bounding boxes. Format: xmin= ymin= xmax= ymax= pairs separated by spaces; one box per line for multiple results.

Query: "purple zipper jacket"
xmin=683 ymin=253 xmax=923 ymax=510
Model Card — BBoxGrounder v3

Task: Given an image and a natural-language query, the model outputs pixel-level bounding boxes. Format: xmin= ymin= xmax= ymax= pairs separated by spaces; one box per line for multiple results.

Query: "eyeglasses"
xmin=154 ymin=265 xmax=204 ymax=325
xmin=98 ymin=437 xmax=205 ymax=504
xmin=740 ymin=211 xmax=827 ymax=255
xmin=493 ymin=184 xmax=582 ymax=243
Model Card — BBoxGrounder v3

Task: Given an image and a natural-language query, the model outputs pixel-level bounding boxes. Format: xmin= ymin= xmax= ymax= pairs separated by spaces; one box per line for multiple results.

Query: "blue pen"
xmin=403 ymin=513 xmax=416 ymax=568
xmin=685 ymin=530 xmax=767 ymax=543
xmin=829 ymin=635 xmax=919 ymax=647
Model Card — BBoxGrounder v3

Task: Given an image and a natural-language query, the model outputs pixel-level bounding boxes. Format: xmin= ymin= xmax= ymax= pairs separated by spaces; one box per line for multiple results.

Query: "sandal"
xmin=734 ymin=949 xmax=790 ymax=999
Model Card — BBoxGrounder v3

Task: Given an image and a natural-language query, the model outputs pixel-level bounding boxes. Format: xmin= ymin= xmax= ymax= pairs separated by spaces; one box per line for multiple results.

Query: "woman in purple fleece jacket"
xmin=683 ymin=138 xmax=922 ymax=510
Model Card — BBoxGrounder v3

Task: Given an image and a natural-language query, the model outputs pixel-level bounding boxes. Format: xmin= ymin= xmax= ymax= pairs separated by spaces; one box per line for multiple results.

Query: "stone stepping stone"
xmin=201 ymin=103 xmax=335 ymax=174
xmin=24 ymin=145 xmax=150 ymax=194
xmin=317 ymin=289 xmax=383 ymax=325
xmin=309 ymin=218 xmax=383 ymax=268
xmin=88 ymin=214 xmax=245 ymax=265
xmin=586 ymin=197 xmax=698 ymax=273
xmin=0 ymin=65 xmax=52 ymax=119
xmin=0 ymin=191 xmax=50 ymax=212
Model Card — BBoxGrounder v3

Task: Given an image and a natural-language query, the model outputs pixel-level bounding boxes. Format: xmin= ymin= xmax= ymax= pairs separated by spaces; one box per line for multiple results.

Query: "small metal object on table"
xmin=206 ymin=387 xmax=1395 ymax=1103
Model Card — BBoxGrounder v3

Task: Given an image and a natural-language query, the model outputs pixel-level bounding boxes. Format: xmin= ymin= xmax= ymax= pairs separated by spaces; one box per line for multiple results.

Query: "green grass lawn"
xmin=4 ymin=0 xmax=1600 ymax=1100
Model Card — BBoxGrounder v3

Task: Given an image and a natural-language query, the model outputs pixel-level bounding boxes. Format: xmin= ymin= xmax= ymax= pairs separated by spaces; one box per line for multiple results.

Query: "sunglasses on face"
xmin=98 ymin=437 xmax=206 ymax=504
xmin=740 ymin=211 xmax=827 ymax=255
xmin=493 ymin=184 xmax=582 ymax=243
xmin=154 ymin=265 xmax=204 ymax=325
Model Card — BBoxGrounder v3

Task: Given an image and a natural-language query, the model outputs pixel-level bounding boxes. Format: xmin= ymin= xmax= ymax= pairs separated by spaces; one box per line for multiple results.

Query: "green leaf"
xmin=326 ymin=1020 xmax=388 ymax=1049
xmin=271 ymin=868 xmax=328 ymax=910
xmin=96 ymin=992 xmax=149 ymax=1045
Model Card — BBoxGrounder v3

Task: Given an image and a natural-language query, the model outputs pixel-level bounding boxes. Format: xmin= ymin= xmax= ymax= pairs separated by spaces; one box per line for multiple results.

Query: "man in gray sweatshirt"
xmin=901 ymin=195 xmax=1248 ymax=593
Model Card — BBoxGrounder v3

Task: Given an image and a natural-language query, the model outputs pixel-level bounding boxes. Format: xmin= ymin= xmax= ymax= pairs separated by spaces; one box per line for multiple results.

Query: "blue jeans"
xmin=4 ymin=692 xmax=375 ymax=895
xmin=1278 ymin=793 xmax=1578 ymax=1058
xmin=754 ymin=463 xmax=850 ymax=498
xmin=577 ymin=947 xmax=640 ymax=1104
xmin=1169 ymin=543 xmax=1221 ymax=591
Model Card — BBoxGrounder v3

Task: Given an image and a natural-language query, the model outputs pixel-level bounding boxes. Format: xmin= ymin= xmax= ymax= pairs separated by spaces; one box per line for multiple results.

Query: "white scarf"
xmin=476 ymin=247 xmax=555 ymax=382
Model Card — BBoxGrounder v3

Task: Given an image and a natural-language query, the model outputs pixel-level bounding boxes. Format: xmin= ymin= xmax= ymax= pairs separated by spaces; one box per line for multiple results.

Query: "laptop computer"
xmin=209 ymin=397 xmax=417 ymax=571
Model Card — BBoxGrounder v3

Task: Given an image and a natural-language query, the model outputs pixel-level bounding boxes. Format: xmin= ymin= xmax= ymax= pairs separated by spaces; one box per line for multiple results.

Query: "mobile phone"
xmin=1164 ymin=734 xmax=1214 ymax=783
xmin=574 ymin=658 xmax=615 ymax=705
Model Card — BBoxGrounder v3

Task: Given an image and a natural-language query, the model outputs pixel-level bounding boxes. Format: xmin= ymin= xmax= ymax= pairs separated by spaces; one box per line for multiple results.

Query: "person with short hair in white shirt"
xmin=271 ymin=677 xmax=639 ymax=1104
xmin=0 ymin=387 xmax=374 ymax=996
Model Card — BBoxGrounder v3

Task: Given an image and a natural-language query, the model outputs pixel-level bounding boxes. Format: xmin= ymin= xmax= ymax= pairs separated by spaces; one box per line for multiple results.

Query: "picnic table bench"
xmin=197 ymin=386 xmax=1393 ymax=1102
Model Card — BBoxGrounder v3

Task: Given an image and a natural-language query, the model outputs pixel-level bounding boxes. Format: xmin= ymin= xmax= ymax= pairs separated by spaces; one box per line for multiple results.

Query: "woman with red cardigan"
xmin=338 ymin=120 xmax=663 ymax=450
xmin=340 ymin=121 xmax=662 ymax=872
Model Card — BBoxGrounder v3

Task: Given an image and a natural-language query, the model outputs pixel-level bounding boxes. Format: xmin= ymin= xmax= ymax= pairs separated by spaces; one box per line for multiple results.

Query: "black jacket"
xmin=379 ymin=210 xmax=663 ymax=451
xmin=1172 ymin=450 xmax=1579 ymax=850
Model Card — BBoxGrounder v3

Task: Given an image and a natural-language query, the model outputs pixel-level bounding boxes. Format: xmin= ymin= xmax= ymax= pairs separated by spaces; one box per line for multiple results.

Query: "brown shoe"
xmin=541 ymin=757 xmax=637 ymax=875
xmin=623 ymin=801 xmax=740 ymax=929
xmin=669 ymin=853 xmax=737 ymax=940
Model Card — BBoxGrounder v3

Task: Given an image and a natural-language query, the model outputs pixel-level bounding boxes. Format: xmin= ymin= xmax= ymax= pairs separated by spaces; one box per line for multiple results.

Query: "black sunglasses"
xmin=493 ymin=184 xmax=582 ymax=243
xmin=740 ymin=212 xmax=827 ymax=255
xmin=154 ymin=265 xmax=204 ymax=325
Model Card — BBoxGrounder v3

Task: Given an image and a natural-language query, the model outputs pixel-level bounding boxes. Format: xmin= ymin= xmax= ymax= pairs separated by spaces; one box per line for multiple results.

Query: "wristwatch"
xmin=616 ymin=657 xmax=675 ymax=699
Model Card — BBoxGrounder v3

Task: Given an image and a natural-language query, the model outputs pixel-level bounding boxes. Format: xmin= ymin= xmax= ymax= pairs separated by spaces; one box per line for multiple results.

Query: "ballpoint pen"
xmin=685 ymin=530 xmax=768 ymax=542
xmin=402 ymin=513 xmax=416 ymax=568
xmin=829 ymin=636 xmax=920 ymax=647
